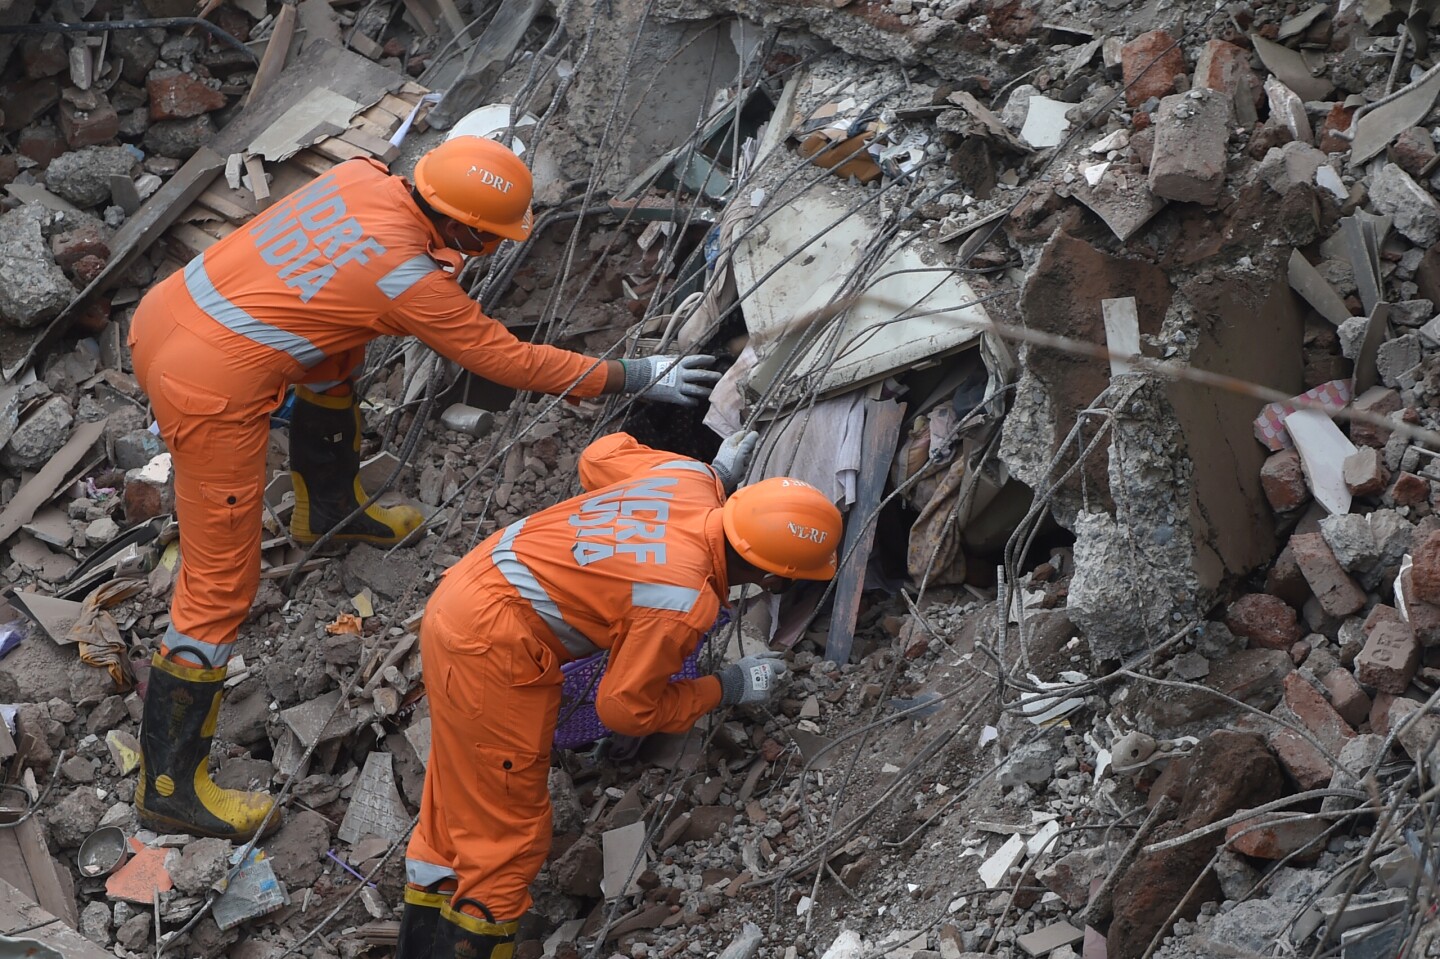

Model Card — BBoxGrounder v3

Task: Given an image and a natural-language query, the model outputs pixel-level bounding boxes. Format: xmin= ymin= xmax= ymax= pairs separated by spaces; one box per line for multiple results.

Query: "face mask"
xmin=446 ymin=221 xmax=503 ymax=257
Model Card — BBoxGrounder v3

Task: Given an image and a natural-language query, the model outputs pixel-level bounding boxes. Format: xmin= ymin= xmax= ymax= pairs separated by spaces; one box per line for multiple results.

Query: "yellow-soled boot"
xmin=288 ymin=385 xmax=423 ymax=546
xmin=136 ymin=653 xmax=277 ymax=839
xmin=433 ymin=901 xmax=519 ymax=959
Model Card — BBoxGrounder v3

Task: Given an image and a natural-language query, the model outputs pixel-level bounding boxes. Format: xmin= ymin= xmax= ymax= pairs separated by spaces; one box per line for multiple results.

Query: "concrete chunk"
xmin=1148 ymin=88 xmax=1231 ymax=205
xmin=1370 ymin=164 xmax=1440 ymax=247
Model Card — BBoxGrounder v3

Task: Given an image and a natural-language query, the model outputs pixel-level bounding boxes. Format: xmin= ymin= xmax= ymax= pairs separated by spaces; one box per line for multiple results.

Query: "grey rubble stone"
xmin=1257 ymin=140 xmax=1327 ymax=196
xmin=116 ymin=913 xmax=153 ymax=951
xmin=1148 ymin=88 xmax=1231 ymax=205
xmin=1000 ymin=83 xmax=1041 ymax=131
xmin=1319 ymin=513 xmax=1379 ymax=577
xmin=0 ymin=207 xmax=75 ymax=329
xmin=1338 ymin=315 xmax=1369 ymax=360
xmin=1377 ymin=333 xmax=1423 ymax=388
xmin=143 ymin=114 xmax=215 ymax=159
xmin=170 ymin=836 xmax=231 ymax=894
xmin=1370 ymin=163 xmax=1440 ymax=247
xmin=44 ymin=146 xmax=136 ymax=208
xmin=340 ymin=543 xmax=423 ymax=601
xmin=996 ymin=739 xmax=1060 ymax=787
xmin=1322 ymin=734 xmax=1387 ymax=814
xmin=1369 ymin=508 xmax=1415 ymax=568
xmin=718 ymin=923 xmax=765 ymax=959
xmin=1 ymin=394 xmax=73 ymax=471
xmin=46 ymin=786 xmax=107 ymax=848
xmin=1392 ymin=299 xmax=1434 ymax=327
xmin=79 ymin=900 xmax=112 ymax=945
xmin=1198 ymin=898 xmax=1292 ymax=955
xmin=114 ymin=427 xmax=166 ymax=469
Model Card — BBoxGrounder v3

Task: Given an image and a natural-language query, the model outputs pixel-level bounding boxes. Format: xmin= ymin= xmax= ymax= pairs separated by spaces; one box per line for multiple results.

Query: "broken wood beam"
xmin=246 ymin=0 xmax=299 ymax=108
xmin=425 ymin=0 xmax=544 ymax=130
xmin=824 ymin=399 xmax=906 ymax=665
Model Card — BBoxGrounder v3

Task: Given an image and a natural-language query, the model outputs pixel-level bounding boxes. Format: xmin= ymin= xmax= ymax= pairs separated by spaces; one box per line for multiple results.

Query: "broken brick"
xmin=18 ymin=122 xmax=66 ymax=169
xmin=1225 ymin=811 xmax=1325 ymax=860
xmin=0 ymin=77 xmax=61 ymax=132
xmin=1355 ymin=619 xmax=1419 ymax=694
xmin=1283 ymin=671 xmax=1356 ymax=752
xmin=1266 ymin=543 xmax=1312 ymax=608
xmin=1317 ymin=102 xmax=1357 ymax=154
xmin=1193 ymin=39 xmax=1260 ymax=108
xmin=147 ymin=70 xmax=227 ymax=121
xmin=1390 ymin=471 xmax=1431 ymax=506
xmin=123 ymin=460 xmax=175 ymax=523
xmin=1390 ymin=127 xmax=1437 ymax=179
xmin=1320 ymin=668 xmax=1371 ymax=728
xmin=52 ymin=224 xmax=111 ymax=272
xmin=1121 ymin=30 xmax=1186 ymax=107
xmin=1343 ymin=447 xmax=1387 ymax=497
xmin=1289 ymin=532 xmax=1367 ymax=618
xmin=1260 ymin=448 xmax=1309 ymax=511
xmin=71 ymin=256 xmax=109 ymax=287
xmin=1370 ymin=691 xmax=1398 ymax=736
xmin=1148 ymin=89 xmax=1231 ymax=205
xmin=59 ymin=96 xmax=121 ymax=149
xmin=1410 ymin=530 xmax=1440 ymax=604
xmin=1348 ymin=387 xmax=1402 ymax=448
xmin=1225 ymin=593 xmax=1303 ymax=650
xmin=21 ymin=32 xmax=67 ymax=79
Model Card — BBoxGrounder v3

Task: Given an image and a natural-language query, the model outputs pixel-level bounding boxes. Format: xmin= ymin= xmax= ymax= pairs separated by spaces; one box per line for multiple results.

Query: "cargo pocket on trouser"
xmin=155 ymin=371 xmax=232 ymax=456
xmin=461 ymin=745 xmax=553 ymax=919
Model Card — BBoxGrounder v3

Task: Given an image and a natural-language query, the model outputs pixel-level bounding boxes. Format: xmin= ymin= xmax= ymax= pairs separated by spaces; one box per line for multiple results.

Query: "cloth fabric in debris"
xmin=71 ymin=580 xmax=141 ymax=691
xmin=744 ymin=393 xmax=865 ymax=508
xmin=128 ymin=157 xmax=619 ymax=666
xmin=405 ymin=433 xmax=729 ymax=919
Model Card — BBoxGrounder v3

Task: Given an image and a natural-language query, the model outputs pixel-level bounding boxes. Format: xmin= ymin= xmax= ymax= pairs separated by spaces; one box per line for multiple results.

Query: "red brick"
xmin=1390 ymin=471 xmax=1431 ymax=506
xmin=59 ymin=96 xmax=120 ymax=149
xmin=1267 ymin=726 xmax=1334 ymax=788
xmin=1261 ymin=449 xmax=1309 ymax=511
xmin=71 ymin=256 xmax=109 ymax=287
xmin=18 ymin=123 xmax=66 ymax=169
xmin=0 ymin=77 xmax=61 ymax=132
xmin=1122 ymin=30 xmax=1187 ymax=107
xmin=1320 ymin=668 xmax=1371 ymax=727
xmin=1364 ymin=604 xmax=1405 ymax=634
xmin=123 ymin=469 xmax=174 ymax=523
xmin=20 ymin=33 xmax=67 ymax=79
xmin=1266 ymin=543 xmax=1312 ymax=608
xmin=1318 ymin=102 xmax=1357 ymax=154
xmin=1348 ymin=387 xmax=1402 ymax=448
xmin=1411 ymin=530 xmax=1440 ymax=604
xmin=0 ymin=154 xmax=18 ymax=187
xmin=1194 ymin=39 xmax=1261 ymax=107
xmin=1356 ymin=619 xmax=1419 ymax=694
xmin=51 ymin=225 xmax=111 ymax=271
xmin=1290 ymin=638 xmax=1312 ymax=665
xmin=1225 ymin=593 xmax=1303 ymax=650
xmin=70 ymin=296 xmax=110 ymax=335
xmin=1289 ymin=532 xmax=1367 ymax=617
xmin=1370 ymin=691 xmax=1397 ymax=735
xmin=1283 ymin=671 xmax=1356 ymax=751
xmin=1343 ymin=447 xmax=1387 ymax=496
xmin=1399 ymin=571 xmax=1440 ymax=647
xmin=147 ymin=71 xmax=226 ymax=121
xmin=1225 ymin=811 xmax=1325 ymax=860
xmin=1390 ymin=127 xmax=1436 ymax=178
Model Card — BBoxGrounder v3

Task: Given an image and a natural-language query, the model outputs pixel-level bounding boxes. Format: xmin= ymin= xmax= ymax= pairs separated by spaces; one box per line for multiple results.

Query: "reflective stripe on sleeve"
xmin=492 ymin=520 xmax=599 ymax=658
xmin=377 ymin=254 xmax=441 ymax=299
xmin=160 ymin=624 xmax=235 ymax=668
xmin=183 ymin=256 xmax=327 ymax=367
xmin=631 ymin=582 xmax=701 ymax=613
xmin=655 ymin=459 xmax=713 ymax=474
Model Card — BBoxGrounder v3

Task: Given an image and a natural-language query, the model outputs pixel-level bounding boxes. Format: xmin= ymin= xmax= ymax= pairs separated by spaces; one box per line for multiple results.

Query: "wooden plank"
xmin=245 ymin=153 xmax=271 ymax=208
xmin=339 ymin=126 xmax=399 ymax=162
xmin=311 ymin=136 xmax=372 ymax=164
xmin=348 ymin=30 xmax=384 ymax=60
xmin=168 ymin=223 xmax=219 ymax=260
xmin=197 ymin=184 xmax=260 ymax=222
xmin=378 ymin=92 xmax=420 ymax=120
xmin=13 ymin=814 xmax=77 ymax=929
xmin=399 ymin=80 xmax=432 ymax=98
xmin=0 ymin=876 xmax=113 ymax=958
xmin=246 ymin=1 xmax=298 ymax=108
xmin=400 ymin=0 xmax=439 ymax=35
xmin=350 ymin=113 xmax=397 ymax=141
xmin=824 ymin=399 xmax=906 ymax=665
xmin=359 ymin=107 xmax=404 ymax=138
xmin=289 ymin=149 xmax=336 ymax=178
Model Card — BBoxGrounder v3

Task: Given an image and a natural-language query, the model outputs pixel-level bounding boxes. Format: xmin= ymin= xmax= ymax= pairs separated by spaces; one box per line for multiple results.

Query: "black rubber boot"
xmin=432 ymin=900 xmax=519 ymax=959
xmin=136 ymin=652 xmax=275 ymax=839
xmin=288 ymin=385 xmax=422 ymax=545
xmin=395 ymin=883 xmax=450 ymax=959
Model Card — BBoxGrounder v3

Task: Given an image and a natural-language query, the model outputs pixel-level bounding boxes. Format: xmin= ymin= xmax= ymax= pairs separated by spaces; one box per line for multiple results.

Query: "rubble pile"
xmin=5 ymin=0 xmax=1440 ymax=957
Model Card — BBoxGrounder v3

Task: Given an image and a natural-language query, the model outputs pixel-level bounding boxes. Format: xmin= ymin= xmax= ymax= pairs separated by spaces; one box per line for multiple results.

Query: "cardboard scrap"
xmin=1254 ymin=379 xmax=1352 ymax=451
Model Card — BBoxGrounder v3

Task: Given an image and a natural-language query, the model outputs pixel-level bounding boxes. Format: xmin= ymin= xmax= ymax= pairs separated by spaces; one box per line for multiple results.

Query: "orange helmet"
xmin=721 ymin=477 xmax=842 ymax=581
xmin=412 ymin=136 xmax=534 ymax=241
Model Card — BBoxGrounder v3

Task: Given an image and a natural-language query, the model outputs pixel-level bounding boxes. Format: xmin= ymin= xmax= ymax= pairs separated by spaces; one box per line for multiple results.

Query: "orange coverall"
xmin=406 ymin=433 xmax=729 ymax=920
xmin=127 ymin=158 xmax=610 ymax=668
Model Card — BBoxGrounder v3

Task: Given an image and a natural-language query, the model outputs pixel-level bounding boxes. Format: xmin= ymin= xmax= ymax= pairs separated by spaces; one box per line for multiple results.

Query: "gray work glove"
xmin=711 ymin=430 xmax=758 ymax=493
xmin=718 ymin=650 xmax=789 ymax=707
xmin=622 ymin=354 xmax=721 ymax=407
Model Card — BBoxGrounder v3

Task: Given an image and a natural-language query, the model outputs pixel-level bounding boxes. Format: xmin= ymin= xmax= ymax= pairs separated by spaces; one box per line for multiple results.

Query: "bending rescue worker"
xmin=397 ymin=431 xmax=843 ymax=959
xmin=127 ymin=137 xmax=722 ymax=840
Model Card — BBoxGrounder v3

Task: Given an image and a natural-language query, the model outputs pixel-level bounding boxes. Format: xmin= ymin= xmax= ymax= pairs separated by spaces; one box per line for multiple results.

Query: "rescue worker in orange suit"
xmin=127 ymin=136 xmax=723 ymax=841
xmin=395 ymin=429 xmax=843 ymax=959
